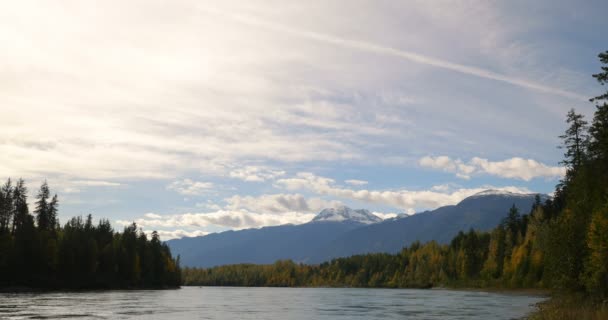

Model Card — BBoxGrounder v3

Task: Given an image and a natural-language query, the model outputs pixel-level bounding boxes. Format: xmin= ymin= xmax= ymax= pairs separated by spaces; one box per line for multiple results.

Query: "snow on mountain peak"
xmin=471 ymin=189 xmax=531 ymax=198
xmin=311 ymin=206 xmax=382 ymax=224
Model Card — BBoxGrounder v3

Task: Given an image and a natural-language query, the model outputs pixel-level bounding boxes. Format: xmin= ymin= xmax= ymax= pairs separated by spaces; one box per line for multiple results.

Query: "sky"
xmin=1 ymin=1 xmax=606 ymax=240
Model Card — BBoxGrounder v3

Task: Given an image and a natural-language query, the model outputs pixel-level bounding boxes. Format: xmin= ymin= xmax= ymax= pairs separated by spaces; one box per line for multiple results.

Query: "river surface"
xmin=0 ymin=286 xmax=546 ymax=319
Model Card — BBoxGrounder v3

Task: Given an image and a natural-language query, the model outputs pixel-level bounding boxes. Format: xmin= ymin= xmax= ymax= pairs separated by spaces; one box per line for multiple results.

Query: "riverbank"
xmin=525 ymin=294 xmax=608 ymax=320
xmin=0 ymin=285 xmax=181 ymax=293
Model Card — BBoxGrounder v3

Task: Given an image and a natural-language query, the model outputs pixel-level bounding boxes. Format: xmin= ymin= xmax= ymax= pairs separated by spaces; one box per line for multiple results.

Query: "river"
xmin=0 ymin=287 xmax=546 ymax=319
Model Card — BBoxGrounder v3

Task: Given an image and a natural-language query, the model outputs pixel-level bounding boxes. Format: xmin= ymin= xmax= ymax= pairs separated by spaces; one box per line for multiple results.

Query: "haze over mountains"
xmin=168 ymin=190 xmax=547 ymax=268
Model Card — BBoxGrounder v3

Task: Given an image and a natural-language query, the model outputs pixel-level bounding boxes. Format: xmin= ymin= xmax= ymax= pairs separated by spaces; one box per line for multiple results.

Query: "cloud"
xmin=229 ymin=166 xmax=285 ymax=182
xmin=419 ymin=156 xmax=566 ymax=181
xmin=73 ymin=180 xmax=122 ymax=187
xmin=167 ymin=179 xmax=214 ymax=196
xmin=203 ymin=6 xmax=587 ymax=101
xmin=419 ymin=156 xmax=476 ymax=179
xmin=276 ymin=172 xmax=531 ymax=211
xmin=225 ymin=193 xmax=341 ymax=213
xmin=146 ymin=229 xmax=209 ymax=241
xmin=0 ymin=1 xmax=593 ymax=187
xmin=117 ymin=209 xmax=316 ymax=231
xmin=144 ymin=213 xmax=162 ymax=219
xmin=345 ymin=179 xmax=368 ymax=186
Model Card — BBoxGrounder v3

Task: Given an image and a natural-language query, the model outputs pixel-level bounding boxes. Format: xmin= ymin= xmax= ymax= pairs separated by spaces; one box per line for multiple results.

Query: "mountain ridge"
xmin=167 ymin=190 xmax=547 ymax=267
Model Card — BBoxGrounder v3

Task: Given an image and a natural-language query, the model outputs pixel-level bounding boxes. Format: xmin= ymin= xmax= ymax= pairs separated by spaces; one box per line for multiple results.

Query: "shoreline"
xmin=0 ymin=286 xmax=181 ymax=293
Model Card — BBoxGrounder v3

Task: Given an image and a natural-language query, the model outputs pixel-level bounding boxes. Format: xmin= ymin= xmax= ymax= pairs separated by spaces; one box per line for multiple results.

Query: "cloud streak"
xmin=202 ymin=7 xmax=588 ymax=101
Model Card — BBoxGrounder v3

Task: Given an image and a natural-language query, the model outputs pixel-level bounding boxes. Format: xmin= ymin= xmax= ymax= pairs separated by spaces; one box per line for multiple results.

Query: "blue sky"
xmin=1 ymin=1 xmax=606 ymax=239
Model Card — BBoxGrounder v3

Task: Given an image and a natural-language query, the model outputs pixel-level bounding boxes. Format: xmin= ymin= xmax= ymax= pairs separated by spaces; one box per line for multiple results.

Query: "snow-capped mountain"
xmin=167 ymin=190 xmax=547 ymax=267
xmin=311 ymin=206 xmax=382 ymax=224
xmin=469 ymin=189 xmax=539 ymax=198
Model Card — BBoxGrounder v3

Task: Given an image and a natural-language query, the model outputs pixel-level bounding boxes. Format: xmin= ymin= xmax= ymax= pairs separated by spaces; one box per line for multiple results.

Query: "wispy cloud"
xmin=201 ymin=6 xmax=588 ymax=101
xmin=167 ymin=179 xmax=214 ymax=196
xmin=229 ymin=166 xmax=285 ymax=182
xmin=419 ymin=156 xmax=566 ymax=181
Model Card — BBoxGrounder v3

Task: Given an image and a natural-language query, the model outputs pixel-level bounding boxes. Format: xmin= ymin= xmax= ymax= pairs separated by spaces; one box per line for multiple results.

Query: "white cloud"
xmin=167 ymin=179 xmax=214 ymax=196
xmin=345 ymin=179 xmax=368 ymax=186
xmin=225 ymin=193 xmax=341 ymax=214
xmin=145 ymin=229 xmax=210 ymax=241
xmin=276 ymin=172 xmax=531 ymax=211
xmin=229 ymin=166 xmax=285 ymax=182
xmin=419 ymin=156 xmax=476 ymax=179
xmin=72 ymin=180 xmax=122 ymax=187
xmin=419 ymin=156 xmax=566 ymax=181
xmin=117 ymin=209 xmax=316 ymax=231
xmin=469 ymin=157 xmax=566 ymax=181
xmin=144 ymin=213 xmax=162 ymax=219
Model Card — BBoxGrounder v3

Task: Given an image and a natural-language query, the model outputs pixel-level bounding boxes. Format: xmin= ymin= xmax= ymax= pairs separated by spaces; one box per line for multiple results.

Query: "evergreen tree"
xmin=11 ymin=179 xmax=30 ymax=235
xmin=590 ymin=51 xmax=608 ymax=103
xmin=558 ymin=109 xmax=588 ymax=170
xmin=48 ymin=194 xmax=59 ymax=230
xmin=34 ymin=181 xmax=51 ymax=230
xmin=0 ymin=179 xmax=13 ymax=234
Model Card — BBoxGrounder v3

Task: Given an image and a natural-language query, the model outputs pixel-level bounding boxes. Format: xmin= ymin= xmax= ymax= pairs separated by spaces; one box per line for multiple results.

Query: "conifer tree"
xmin=558 ymin=109 xmax=588 ymax=170
xmin=35 ymin=181 xmax=51 ymax=230
xmin=11 ymin=179 xmax=30 ymax=235
xmin=0 ymin=179 xmax=12 ymax=234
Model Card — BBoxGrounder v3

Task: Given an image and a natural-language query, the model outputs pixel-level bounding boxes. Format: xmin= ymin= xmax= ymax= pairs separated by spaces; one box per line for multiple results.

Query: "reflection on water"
xmin=0 ymin=287 xmax=545 ymax=319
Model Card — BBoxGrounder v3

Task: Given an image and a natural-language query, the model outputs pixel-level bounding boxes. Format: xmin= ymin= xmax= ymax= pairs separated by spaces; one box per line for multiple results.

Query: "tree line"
xmin=0 ymin=180 xmax=181 ymax=289
xmin=182 ymin=51 xmax=608 ymax=300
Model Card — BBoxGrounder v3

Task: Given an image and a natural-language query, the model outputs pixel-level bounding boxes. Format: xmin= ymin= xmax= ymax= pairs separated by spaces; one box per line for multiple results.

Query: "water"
xmin=0 ymin=287 xmax=546 ymax=319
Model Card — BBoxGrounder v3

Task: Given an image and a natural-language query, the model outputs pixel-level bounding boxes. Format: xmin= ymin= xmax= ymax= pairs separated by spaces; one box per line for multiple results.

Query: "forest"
xmin=183 ymin=51 xmax=608 ymax=302
xmin=0 ymin=180 xmax=181 ymax=289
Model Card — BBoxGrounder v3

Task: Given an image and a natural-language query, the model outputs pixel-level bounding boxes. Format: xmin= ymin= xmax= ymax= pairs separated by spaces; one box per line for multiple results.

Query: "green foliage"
xmin=0 ymin=180 xmax=181 ymax=289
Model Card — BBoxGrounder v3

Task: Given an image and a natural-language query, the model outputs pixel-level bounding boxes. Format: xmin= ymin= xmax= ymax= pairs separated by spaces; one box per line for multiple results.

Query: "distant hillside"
xmin=167 ymin=219 xmax=366 ymax=268
xmin=168 ymin=190 xmax=546 ymax=267
xmin=312 ymin=190 xmax=547 ymax=262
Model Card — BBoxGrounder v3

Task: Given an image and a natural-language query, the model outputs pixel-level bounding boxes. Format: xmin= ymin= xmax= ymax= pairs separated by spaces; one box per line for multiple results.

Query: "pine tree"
xmin=588 ymin=51 xmax=608 ymax=163
xmin=11 ymin=179 xmax=30 ymax=235
xmin=590 ymin=51 xmax=608 ymax=103
xmin=0 ymin=179 xmax=13 ymax=234
xmin=34 ymin=181 xmax=51 ymax=230
xmin=559 ymin=109 xmax=588 ymax=170
xmin=48 ymin=194 xmax=59 ymax=230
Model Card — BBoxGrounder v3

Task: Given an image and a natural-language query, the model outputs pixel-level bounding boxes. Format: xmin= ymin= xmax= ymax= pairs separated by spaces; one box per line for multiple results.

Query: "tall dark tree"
xmin=588 ymin=105 xmax=608 ymax=162
xmin=11 ymin=179 xmax=30 ymax=235
xmin=559 ymin=109 xmax=588 ymax=170
xmin=48 ymin=194 xmax=59 ymax=230
xmin=35 ymin=181 xmax=51 ymax=230
xmin=590 ymin=51 xmax=608 ymax=103
xmin=0 ymin=179 xmax=13 ymax=234
xmin=588 ymin=51 xmax=608 ymax=163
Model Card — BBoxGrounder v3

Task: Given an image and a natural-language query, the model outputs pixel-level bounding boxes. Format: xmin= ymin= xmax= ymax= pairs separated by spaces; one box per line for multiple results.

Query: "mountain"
xmin=311 ymin=190 xmax=548 ymax=262
xmin=166 ymin=207 xmax=369 ymax=268
xmin=167 ymin=190 xmax=547 ymax=267
xmin=311 ymin=206 xmax=381 ymax=224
